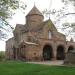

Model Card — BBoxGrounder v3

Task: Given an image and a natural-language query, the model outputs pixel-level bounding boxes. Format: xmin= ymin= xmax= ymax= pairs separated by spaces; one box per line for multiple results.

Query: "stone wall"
xmin=6 ymin=38 xmax=14 ymax=59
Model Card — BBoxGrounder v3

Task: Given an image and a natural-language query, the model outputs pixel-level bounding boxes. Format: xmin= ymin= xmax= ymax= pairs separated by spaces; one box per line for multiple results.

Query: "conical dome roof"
xmin=26 ymin=6 xmax=43 ymax=16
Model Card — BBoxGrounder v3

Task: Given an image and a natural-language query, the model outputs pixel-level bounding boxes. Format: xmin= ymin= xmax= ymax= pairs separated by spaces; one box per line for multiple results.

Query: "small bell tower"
xmin=26 ymin=5 xmax=44 ymax=30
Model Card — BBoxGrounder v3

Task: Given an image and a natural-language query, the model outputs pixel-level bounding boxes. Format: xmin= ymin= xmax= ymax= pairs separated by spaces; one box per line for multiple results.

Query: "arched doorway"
xmin=68 ymin=46 xmax=74 ymax=52
xmin=43 ymin=45 xmax=53 ymax=60
xmin=57 ymin=45 xmax=65 ymax=60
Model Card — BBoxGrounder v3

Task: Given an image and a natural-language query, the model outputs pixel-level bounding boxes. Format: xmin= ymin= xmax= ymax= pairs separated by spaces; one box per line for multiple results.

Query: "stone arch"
xmin=68 ymin=45 xmax=74 ymax=52
xmin=43 ymin=44 xmax=53 ymax=60
xmin=56 ymin=45 xmax=65 ymax=60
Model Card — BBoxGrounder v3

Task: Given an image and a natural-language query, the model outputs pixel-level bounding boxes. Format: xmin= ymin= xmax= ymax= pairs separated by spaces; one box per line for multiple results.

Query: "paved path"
xmin=27 ymin=60 xmax=64 ymax=66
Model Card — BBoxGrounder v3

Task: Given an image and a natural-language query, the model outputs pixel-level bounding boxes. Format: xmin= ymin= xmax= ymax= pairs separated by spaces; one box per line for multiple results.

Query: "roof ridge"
xmin=26 ymin=6 xmax=43 ymax=16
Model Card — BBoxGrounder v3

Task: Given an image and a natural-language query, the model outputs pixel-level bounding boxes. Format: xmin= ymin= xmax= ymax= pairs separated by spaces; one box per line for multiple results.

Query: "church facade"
xmin=6 ymin=6 xmax=75 ymax=61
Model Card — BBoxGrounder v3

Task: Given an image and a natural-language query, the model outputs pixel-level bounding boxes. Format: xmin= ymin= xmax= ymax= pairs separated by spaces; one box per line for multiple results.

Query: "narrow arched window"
xmin=48 ymin=31 xmax=51 ymax=39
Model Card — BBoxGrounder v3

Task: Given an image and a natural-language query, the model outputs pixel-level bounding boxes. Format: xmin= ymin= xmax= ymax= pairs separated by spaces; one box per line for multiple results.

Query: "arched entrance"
xmin=43 ymin=45 xmax=53 ymax=60
xmin=68 ymin=46 xmax=74 ymax=52
xmin=57 ymin=45 xmax=65 ymax=60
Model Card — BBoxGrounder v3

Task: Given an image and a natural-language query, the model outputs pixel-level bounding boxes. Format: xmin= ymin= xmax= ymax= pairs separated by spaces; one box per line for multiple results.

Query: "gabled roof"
xmin=14 ymin=24 xmax=24 ymax=30
xmin=31 ymin=19 xmax=57 ymax=32
xmin=6 ymin=37 xmax=14 ymax=43
xmin=45 ymin=19 xmax=57 ymax=31
xmin=14 ymin=24 xmax=29 ymax=33
xmin=26 ymin=5 xmax=43 ymax=16
xmin=14 ymin=18 xmax=57 ymax=33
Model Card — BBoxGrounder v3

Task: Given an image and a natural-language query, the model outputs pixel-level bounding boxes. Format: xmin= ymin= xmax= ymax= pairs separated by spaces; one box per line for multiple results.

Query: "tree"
xmin=0 ymin=0 xmax=27 ymax=40
xmin=42 ymin=0 xmax=75 ymax=39
xmin=0 ymin=51 xmax=5 ymax=61
xmin=62 ymin=0 xmax=75 ymax=6
xmin=61 ymin=0 xmax=75 ymax=38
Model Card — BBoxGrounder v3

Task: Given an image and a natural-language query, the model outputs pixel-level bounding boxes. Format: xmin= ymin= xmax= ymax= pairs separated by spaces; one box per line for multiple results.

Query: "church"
xmin=6 ymin=5 xmax=75 ymax=61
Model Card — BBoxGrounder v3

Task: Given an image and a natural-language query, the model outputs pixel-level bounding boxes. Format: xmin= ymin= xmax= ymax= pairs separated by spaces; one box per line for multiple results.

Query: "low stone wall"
xmin=64 ymin=51 xmax=75 ymax=65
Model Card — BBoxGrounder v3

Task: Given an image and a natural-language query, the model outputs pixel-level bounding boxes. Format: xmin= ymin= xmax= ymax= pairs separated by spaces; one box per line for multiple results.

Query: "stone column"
xmin=51 ymin=46 xmax=57 ymax=61
xmin=15 ymin=48 xmax=18 ymax=60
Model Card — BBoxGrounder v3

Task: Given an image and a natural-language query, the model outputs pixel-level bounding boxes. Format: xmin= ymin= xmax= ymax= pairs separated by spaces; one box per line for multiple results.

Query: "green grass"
xmin=0 ymin=61 xmax=75 ymax=75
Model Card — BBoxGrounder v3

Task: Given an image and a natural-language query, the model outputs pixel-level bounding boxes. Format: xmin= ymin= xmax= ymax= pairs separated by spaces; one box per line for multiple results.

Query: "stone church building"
xmin=6 ymin=6 xmax=75 ymax=61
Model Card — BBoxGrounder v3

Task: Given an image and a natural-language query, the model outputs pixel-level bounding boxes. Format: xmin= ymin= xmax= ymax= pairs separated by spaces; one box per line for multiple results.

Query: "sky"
xmin=0 ymin=0 xmax=75 ymax=51
xmin=10 ymin=0 xmax=64 ymax=25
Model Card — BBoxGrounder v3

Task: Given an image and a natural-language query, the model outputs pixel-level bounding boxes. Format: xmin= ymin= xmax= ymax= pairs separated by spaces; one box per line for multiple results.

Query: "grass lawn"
xmin=0 ymin=61 xmax=75 ymax=75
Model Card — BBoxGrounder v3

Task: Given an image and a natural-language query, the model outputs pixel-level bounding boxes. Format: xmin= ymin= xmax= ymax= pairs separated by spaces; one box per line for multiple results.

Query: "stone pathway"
xmin=27 ymin=60 xmax=64 ymax=66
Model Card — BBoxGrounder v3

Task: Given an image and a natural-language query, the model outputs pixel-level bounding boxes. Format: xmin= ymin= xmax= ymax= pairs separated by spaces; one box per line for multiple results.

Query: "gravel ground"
xmin=27 ymin=60 xmax=64 ymax=66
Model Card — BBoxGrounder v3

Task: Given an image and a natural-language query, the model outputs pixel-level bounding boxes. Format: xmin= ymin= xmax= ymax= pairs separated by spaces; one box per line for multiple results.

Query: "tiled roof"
xmin=26 ymin=6 xmax=43 ymax=16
